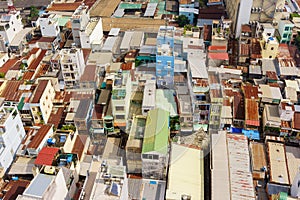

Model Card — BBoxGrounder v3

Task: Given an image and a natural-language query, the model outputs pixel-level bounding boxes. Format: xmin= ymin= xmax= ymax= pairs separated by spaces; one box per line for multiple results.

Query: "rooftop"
xmin=30 ymin=80 xmax=49 ymax=103
xmin=267 ymin=142 xmax=290 ymax=185
xmin=23 ymin=173 xmax=55 ymax=198
xmin=27 ymin=125 xmax=52 ymax=149
xmin=227 ymin=134 xmax=255 ymax=199
xmin=142 ymin=108 xmax=169 ymax=155
xmin=166 ymin=144 xmax=203 ymax=200
xmin=34 ymin=147 xmax=59 ymax=166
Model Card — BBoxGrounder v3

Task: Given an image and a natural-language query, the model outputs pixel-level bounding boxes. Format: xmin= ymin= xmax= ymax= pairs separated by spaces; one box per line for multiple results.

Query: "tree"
xmin=177 ymin=15 xmax=190 ymax=27
xmin=295 ymin=35 xmax=300 ymax=50
xmin=29 ymin=6 xmax=39 ymax=19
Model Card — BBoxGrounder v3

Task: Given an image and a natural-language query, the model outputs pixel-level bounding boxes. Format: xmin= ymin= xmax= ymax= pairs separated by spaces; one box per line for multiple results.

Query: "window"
xmin=115 ymin=115 xmax=125 ymax=120
xmin=115 ymin=106 xmax=124 ymax=111
xmin=283 ymin=33 xmax=288 ymax=38
xmin=167 ymin=61 xmax=171 ymax=67
xmin=16 ymin=124 xmax=19 ymax=132
xmin=284 ymin=27 xmax=290 ymax=31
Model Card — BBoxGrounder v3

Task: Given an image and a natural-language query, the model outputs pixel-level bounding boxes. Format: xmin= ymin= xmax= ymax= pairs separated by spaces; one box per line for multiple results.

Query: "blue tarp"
xmin=242 ymin=129 xmax=260 ymax=140
xmin=230 ymin=127 xmax=243 ymax=133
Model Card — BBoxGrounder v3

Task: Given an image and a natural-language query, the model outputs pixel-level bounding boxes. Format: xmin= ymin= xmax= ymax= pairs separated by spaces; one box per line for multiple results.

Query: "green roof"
xmin=17 ymin=97 xmax=25 ymax=111
xmin=142 ymin=108 xmax=169 ymax=155
xmin=119 ymin=3 xmax=142 ymax=9
xmin=57 ymin=17 xmax=70 ymax=27
xmin=155 ymin=89 xmax=178 ymax=117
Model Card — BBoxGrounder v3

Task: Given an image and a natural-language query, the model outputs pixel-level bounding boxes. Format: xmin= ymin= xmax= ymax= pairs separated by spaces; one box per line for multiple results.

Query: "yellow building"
xmin=260 ymin=35 xmax=279 ymax=59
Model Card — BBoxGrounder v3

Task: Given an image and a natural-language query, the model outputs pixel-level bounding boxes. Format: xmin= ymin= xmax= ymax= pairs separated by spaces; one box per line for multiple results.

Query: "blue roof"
xmin=242 ymin=129 xmax=260 ymax=140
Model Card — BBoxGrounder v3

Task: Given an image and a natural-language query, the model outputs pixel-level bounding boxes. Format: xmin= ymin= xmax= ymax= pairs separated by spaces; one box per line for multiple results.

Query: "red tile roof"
xmin=72 ymin=135 xmax=88 ymax=160
xmin=293 ymin=112 xmax=300 ymax=130
xmin=0 ymin=58 xmax=19 ymax=74
xmin=27 ymin=50 xmax=47 ymax=70
xmin=208 ymin=52 xmax=229 ymax=60
xmin=27 ymin=125 xmax=52 ymax=149
xmin=243 ymin=85 xmax=259 ymax=99
xmin=38 ymin=37 xmax=55 ymax=43
xmin=3 ymin=180 xmax=30 ymax=200
xmin=82 ymin=48 xmax=91 ymax=64
xmin=0 ymin=80 xmax=23 ymax=102
xmin=208 ymin=45 xmax=227 ymax=51
xmin=47 ymin=2 xmax=82 ymax=11
xmin=245 ymin=99 xmax=259 ymax=127
xmin=121 ymin=62 xmax=133 ymax=70
xmin=241 ymin=25 xmax=251 ymax=33
xmin=34 ymin=147 xmax=59 ymax=166
xmin=30 ymin=80 xmax=49 ymax=103
xmin=48 ymin=107 xmax=64 ymax=128
xmin=22 ymin=71 xmax=34 ymax=80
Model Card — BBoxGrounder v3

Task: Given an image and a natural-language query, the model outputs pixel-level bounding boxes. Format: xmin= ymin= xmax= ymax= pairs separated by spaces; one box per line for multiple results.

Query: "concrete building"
xmin=211 ymin=132 xmax=255 ymax=200
xmin=74 ymin=99 xmax=93 ymax=135
xmin=29 ymin=80 xmax=55 ymax=124
xmin=0 ymin=105 xmax=25 ymax=173
xmin=26 ymin=125 xmax=54 ymax=156
xmin=142 ymin=79 xmax=156 ymax=116
xmin=278 ymin=20 xmax=295 ymax=44
xmin=79 ymin=17 xmax=103 ymax=49
xmin=59 ymin=48 xmax=86 ymax=88
xmin=17 ymin=169 xmax=68 ymax=200
xmin=225 ymin=0 xmax=285 ymax=37
xmin=166 ymin=144 xmax=204 ymax=200
xmin=0 ymin=11 xmax=23 ymax=44
xmin=126 ymin=115 xmax=146 ymax=174
xmin=260 ymin=35 xmax=279 ymax=59
xmin=89 ymin=160 xmax=128 ymax=200
xmin=38 ymin=14 xmax=60 ymax=37
xmin=71 ymin=4 xmax=90 ymax=47
xmin=179 ymin=0 xmax=197 ymax=24
xmin=266 ymin=141 xmax=290 ymax=195
xmin=111 ymin=72 xmax=132 ymax=127
xmin=142 ymin=108 xmax=169 ymax=180
xmin=225 ymin=0 xmax=252 ymax=37
xmin=156 ymin=26 xmax=175 ymax=88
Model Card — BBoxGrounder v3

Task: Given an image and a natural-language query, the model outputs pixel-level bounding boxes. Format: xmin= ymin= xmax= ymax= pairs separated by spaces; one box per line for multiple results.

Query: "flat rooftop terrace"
xmin=101 ymin=18 xmax=165 ymax=32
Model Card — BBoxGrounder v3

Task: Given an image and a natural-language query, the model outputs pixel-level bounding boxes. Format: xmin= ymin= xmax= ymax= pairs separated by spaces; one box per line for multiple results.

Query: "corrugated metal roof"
xmin=211 ymin=131 xmax=230 ymax=200
xmin=227 ymin=134 xmax=255 ymax=200
xmin=144 ymin=3 xmax=158 ymax=17
xmin=142 ymin=108 xmax=169 ymax=155
xmin=119 ymin=3 xmax=142 ymax=9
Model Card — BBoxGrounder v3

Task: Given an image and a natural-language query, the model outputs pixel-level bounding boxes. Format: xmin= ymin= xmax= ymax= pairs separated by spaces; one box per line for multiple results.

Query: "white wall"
xmin=39 ymin=17 xmax=60 ymax=37
xmin=0 ymin=106 xmax=25 ymax=171
xmin=0 ymin=11 xmax=23 ymax=43
xmin=89 ymin=18 xmax=103 ymax=46
xmin=235 ymin=0 xmax=253 ymax=37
